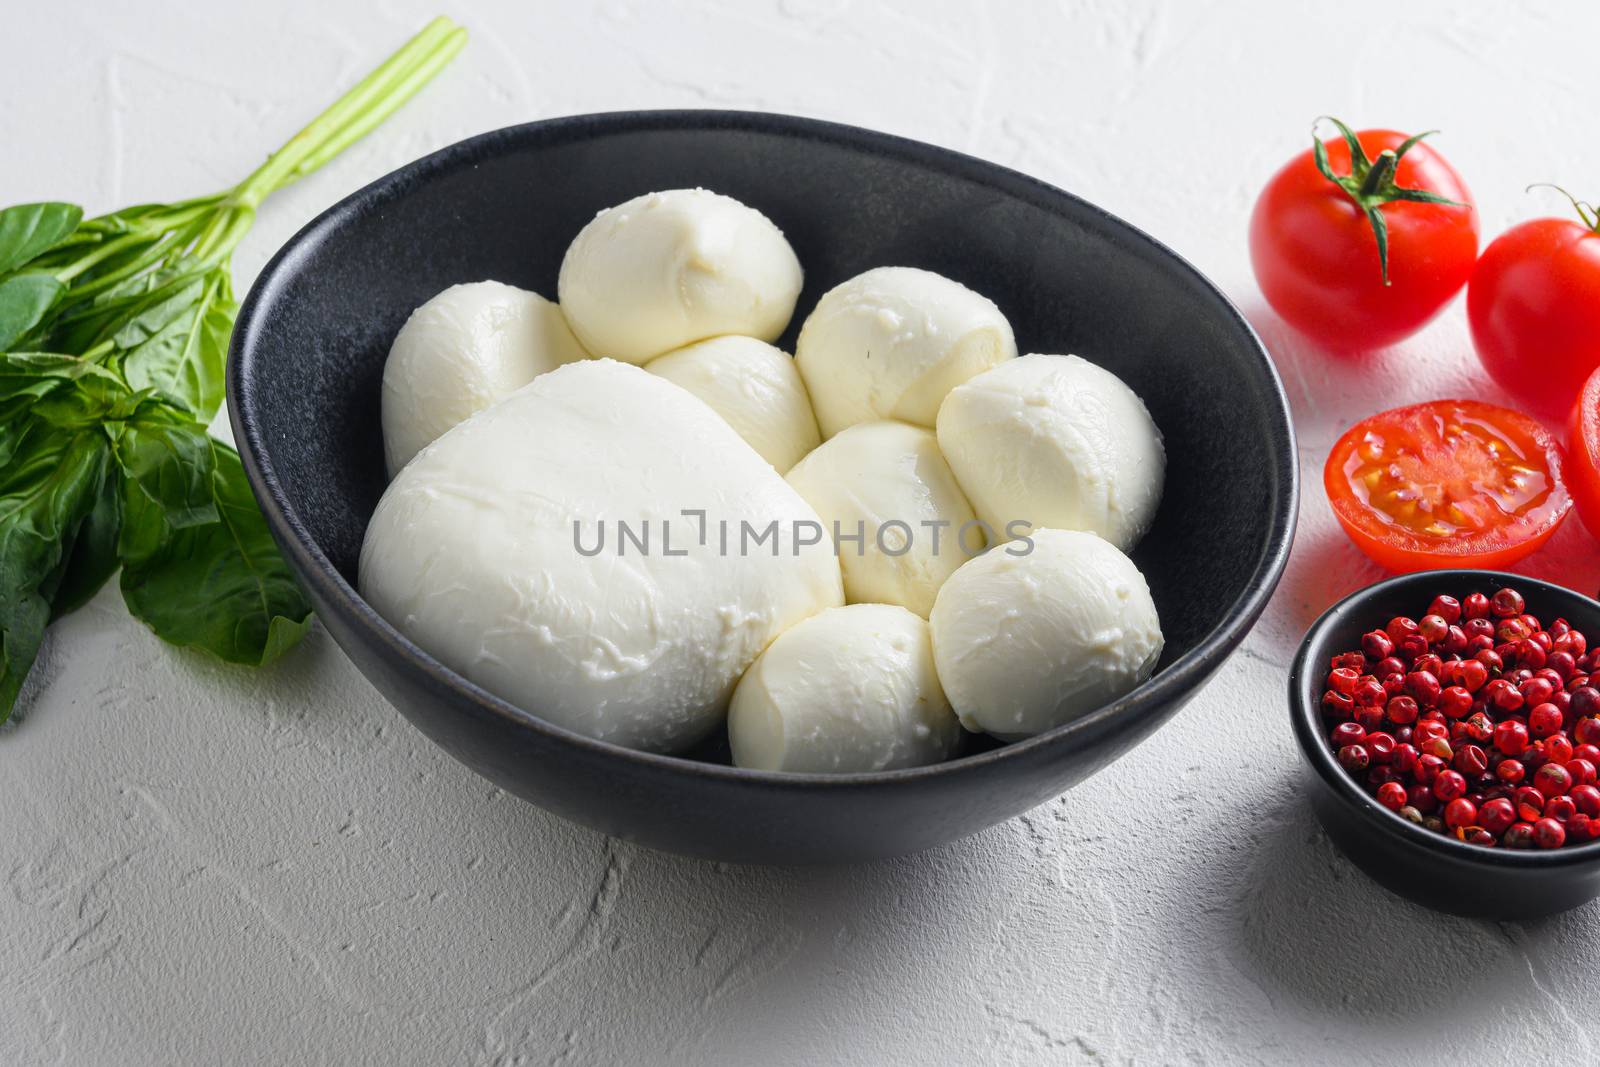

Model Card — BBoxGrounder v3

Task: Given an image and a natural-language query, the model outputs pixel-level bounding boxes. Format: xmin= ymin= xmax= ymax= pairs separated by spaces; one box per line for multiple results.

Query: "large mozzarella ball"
xmin=359 ymin=359 xmax=844 ymax=754
xmin=729 ymin=604 xmax=961 ymax=773
xmin=929 ymin=529 xmax=1163 ymax=740
xmin=646 ymin=336 xmax=820 ymax=472
xmin=795 ymin=266 xmax=1016 ymax=438
xmin=785 ymin=420 xmax=982 ymax=618
xmin=557 ymin=189 xmax=804 ymax=364
xmin=936 ymin=353 xmax=1164 ymax=553
xmin=380 ymin=281 xmax=588 ymax=475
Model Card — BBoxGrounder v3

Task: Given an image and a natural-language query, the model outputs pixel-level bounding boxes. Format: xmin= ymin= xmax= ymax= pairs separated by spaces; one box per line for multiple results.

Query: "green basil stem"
xmin=248 ymin=17 xmax=461 ymax=202
xmin=38 ymin=16 xmax=466 ymax=285
xmin=288 ymin=30 xmax=468 ymax=181
xmin=186 ymin=16 xmax=465 ymax=261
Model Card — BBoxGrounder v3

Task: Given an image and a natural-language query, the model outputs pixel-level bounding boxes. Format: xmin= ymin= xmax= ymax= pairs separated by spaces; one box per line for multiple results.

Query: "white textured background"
xmin=5 ymin=2 xmax=1600 ymax=1064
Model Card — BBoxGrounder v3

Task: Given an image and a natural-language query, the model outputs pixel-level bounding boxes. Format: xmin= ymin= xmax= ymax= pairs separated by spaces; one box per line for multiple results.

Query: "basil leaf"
xmin=0 ymin=401 xmax=29 ymax=469
xmin=112 ymin=275 xmax=207 ymax=351
xmin=0 ymin=203 xmax=83 ymax=275
xmin=0 ymin=410 xmax=65 ymax=473
xmin=120 ymin=438 xmax=311 ymax=666
xmin=45 ymin=262 xmax=208 ymax=357
xmin=119 ymin=272 xmax=232 ymax=418
xmin=0 ymin=352 xmax=124 ymax=402
xmin=0 ymin=426 xmax=110 ymax=721
xmin=0 ymin=356 xmax=120 ymax=470
xmin=17 ymin=355 xmax=142 ymax=431
xmin=113 ymin=406 xmax=219 ymax=539
xmin=0 ymin=272 xmax=65 ymax=349
xmin=48 ymin=470 xmax=123 ymax=621
xmin=192 ymin=276 xmax=235 ymax=420
xmin=0 ymin=354 xmax=80 ymax=405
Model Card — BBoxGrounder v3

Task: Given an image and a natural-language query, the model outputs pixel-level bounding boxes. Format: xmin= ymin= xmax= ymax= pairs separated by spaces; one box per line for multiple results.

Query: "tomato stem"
xmin=1310 ymin=116 xmax=1467 ymax=286
xmin=1528 ymin=184 xmax=1600 ymax=233
xmin=1357 ymin=150 xmax=1398 ymax=199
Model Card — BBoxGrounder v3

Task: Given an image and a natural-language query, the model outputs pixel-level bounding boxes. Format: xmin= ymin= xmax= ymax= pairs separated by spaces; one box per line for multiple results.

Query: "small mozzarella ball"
xmin=930 ymin=529 xmax=1163 ymax=740
xmin=730 ymin=604 xmax=961 ymax=773
xmin=785 ymin=420 xmax=982 ymax=618
xmin=646 ymin=336 xmax=821 ymax=472
xmin=936 ymin=353 xmax=1164 ymax=553
xmin=558 ymin=189 xmax=803 ymax=364
xmin=795 ymin=266 xmax=1017 ymax=438
xmin=381 ymin=281 xmax=588 ymax=475
xmin=360 ymin=359 xmax=843 ymax=755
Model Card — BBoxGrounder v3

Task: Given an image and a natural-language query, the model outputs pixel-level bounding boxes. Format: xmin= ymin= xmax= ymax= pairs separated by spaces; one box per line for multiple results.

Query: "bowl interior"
xmin=234 ymin=111 xmax=1295 ymax=767
xmin=1292 ymin=569 xmax=1600 ymax=864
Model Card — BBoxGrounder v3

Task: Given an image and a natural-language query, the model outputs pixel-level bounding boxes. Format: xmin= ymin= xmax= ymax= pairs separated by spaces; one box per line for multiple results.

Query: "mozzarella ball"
xmin=936 ymin=353 xmax=1164 ymax=554
xmin=557 ymin=189 xmax=803 ymax=364
xmin=360 ymin=359 xmax=844 ymax=754
xmin=795 ymin=266 xmax=1016 ymax=438
xmin=785 ymin=420 xmax=983 ymax=618
xmin=380 ymin=281 xmax=588 ymax=475
xmin=646 ymin=336 xmax=820 ymax=472
xmin=729 ymin=604 xmax=961 ymax=773
xmin=929 ymin=529 xmax=1163 ymax=740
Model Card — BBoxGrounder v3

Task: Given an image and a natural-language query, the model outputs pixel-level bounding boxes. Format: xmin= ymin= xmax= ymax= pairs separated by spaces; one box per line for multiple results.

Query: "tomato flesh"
xmin=1250 ymin=129 xmax=1478 ymax=351
xmin=1325 ymin=400 xmax=1571 ymax=572
xmin=1569 ymin=366 xmax=1600 ymax=542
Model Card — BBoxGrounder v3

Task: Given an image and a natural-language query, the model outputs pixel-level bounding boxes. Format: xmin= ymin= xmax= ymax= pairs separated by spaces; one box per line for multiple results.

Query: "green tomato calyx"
xmin=1311 ymin=116 xmax=1467 ymax=286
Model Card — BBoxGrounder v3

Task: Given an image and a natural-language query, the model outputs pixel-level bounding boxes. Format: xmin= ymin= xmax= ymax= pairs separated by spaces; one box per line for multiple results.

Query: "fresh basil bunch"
xmin=0 ymin=18 xmax=467 ymax=721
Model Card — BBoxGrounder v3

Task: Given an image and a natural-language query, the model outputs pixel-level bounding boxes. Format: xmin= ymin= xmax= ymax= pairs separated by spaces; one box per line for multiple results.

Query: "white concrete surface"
xmin=5 ymin=2 xmax=1600 ymax=1063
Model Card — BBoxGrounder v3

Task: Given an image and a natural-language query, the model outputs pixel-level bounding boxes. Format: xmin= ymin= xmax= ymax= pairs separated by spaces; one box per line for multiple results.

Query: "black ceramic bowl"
xmin=1291 ymin=569 xmax=1600 ymax=919
xmin=229 ymin=110 xmax=1296 ymax=863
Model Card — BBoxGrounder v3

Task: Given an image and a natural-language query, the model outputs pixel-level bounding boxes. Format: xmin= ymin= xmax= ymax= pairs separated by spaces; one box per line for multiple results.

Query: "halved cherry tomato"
xmin=1468 ymin=194 xmax=1600 ymax=418
xmin=1325 ymin=400 xmax=1571 ymax=572
xmin=1569 ymin=366 xmax=1600 ymax=541
xmin=1250 ymin=120 xmax=1477 ymax=350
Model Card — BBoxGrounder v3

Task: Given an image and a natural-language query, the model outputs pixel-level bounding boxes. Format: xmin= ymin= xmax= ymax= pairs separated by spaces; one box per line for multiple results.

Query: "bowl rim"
xmin=229 ymin=107 xmax=1299 ymax=788
xmin=1290 ymin=567 xmax=1600 ymax=866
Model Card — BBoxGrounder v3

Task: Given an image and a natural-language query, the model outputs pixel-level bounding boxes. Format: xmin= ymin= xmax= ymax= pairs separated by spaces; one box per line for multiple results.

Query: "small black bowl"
xmin=1291 ymin=569 xmax=1600 ymax=919
xmin=230 ymin=110 xmax=1297 ymax=863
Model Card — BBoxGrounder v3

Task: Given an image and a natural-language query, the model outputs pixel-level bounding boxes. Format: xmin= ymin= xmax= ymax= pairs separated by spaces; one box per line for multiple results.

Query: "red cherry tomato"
xmin=1468 ymin=196 xmax=1600 ymax=418
xmin=1569 ymin=365 xmax=1600 ymax=541
xmin=1250 ymin=121 xmax=1478 ymax=350
xmin=1325 ymin=399 xmax=1571 ymax=572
